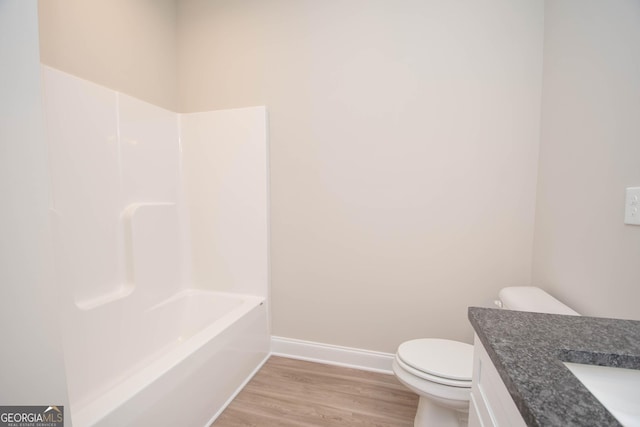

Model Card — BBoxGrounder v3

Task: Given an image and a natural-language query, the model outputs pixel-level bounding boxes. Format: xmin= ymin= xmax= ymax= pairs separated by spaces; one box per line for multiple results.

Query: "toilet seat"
xmin=396 ymin=339 xmax=473 ymax=388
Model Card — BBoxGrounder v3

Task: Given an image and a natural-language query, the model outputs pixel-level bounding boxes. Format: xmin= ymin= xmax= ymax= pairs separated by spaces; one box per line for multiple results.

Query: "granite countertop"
xmin=468 ymin=307 xmax=640 ymax=427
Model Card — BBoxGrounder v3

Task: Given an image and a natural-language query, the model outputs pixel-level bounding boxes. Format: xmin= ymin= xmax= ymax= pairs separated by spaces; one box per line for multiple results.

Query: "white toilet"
xmin=392 ymin=286 xmax=579 ymax=427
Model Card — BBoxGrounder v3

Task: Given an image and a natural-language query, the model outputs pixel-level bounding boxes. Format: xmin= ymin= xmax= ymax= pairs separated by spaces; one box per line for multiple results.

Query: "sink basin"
xmin=563 ymin=362 xmax=640 ymax=426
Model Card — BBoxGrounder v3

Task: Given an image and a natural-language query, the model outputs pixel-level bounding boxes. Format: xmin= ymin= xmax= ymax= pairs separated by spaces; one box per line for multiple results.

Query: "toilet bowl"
xmin=393 ymin=286 xmax=579 ymax=427
xmin=392 ymin=338 xmax=473 ymax=427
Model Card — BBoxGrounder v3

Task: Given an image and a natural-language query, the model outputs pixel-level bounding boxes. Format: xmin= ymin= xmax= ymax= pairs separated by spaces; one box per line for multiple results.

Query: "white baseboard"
xmin=271 ymin=336 xmax=394 ymax=374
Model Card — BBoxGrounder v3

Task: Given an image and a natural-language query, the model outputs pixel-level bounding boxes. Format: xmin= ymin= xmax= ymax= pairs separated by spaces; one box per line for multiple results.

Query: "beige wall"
xmin=178 ymin=0 xmax=544 ymax=352
xmin=38 ymin=0 xmax=179 ymax=111
xmin=532 ymin=0 xmax=640 ymax=320
xmin=31 ymin=0 xmax=640 ymax=352
xmin=0 ymin=0 xmax=70 ymax=414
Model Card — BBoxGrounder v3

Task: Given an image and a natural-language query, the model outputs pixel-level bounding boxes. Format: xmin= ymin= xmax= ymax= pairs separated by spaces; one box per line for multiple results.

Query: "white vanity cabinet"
xmin=468 ymin=334 xmax=527 ymax=427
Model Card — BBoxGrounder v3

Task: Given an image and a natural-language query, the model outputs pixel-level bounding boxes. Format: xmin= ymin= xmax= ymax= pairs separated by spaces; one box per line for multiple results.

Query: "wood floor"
xmin=211 ymin=356 xmax=418 ymax=427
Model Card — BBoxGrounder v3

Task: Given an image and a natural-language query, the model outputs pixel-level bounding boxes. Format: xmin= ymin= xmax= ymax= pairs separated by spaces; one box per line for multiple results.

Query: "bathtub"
xmin=65 ymin=289 xmax=269 ymax=427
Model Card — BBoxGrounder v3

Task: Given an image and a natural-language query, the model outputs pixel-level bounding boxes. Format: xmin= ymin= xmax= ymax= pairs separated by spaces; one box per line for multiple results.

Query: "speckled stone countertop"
xmin=468 ymin=307 xmax=640 ymax=427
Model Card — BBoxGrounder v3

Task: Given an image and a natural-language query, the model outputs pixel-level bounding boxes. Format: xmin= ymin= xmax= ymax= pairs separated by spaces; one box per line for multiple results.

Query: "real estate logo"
xmin=0 ymin=406 xmax=63 ymax=427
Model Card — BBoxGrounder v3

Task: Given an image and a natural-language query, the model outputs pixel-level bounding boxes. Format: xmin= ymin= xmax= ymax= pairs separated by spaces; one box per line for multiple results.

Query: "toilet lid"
xmin=397 ymin=338 xmax=473 ymax=382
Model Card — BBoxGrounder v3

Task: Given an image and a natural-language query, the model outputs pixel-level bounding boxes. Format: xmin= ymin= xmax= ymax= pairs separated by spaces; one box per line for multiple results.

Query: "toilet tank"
xmin=498 ymin=286 xmax=579 ymax=316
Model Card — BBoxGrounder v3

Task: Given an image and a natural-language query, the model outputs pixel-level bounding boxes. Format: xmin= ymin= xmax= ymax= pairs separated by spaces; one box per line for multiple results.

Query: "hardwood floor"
xmin=211 ymin=356 xmax=418 ymax=427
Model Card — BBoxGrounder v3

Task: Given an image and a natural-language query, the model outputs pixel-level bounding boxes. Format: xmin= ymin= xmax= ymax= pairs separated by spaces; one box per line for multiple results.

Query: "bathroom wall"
xmin=0 ymin=0 xmax=70 ymax=413
xmin=178 ymin=0 xmax=544 ymax=351
xmin=38 ymin=0 xmax=179 ymax=111
xmin=31 ymin=0 xmax=640 ymax=355
xmin=532 ymin=0 xmax=640 ymax=320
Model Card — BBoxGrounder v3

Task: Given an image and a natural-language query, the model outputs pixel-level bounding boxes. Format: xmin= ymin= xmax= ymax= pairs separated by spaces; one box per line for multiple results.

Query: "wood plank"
xmin=211 ymin=356 xmax=418 ymax=427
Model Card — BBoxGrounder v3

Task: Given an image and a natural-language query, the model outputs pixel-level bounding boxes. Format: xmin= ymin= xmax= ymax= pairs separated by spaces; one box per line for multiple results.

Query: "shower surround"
xmin=42 ymin=66 xmax=269 ymax=426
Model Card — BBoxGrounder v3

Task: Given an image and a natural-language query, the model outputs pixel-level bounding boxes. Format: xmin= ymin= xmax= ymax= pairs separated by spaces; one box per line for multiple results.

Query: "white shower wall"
xmin=181 ymin=109 xmax=269 ymax=296
xmin=44 ymin=66 xmax=189 ymax=310
xmin=43 ymin=65 xmax=268 ymax=303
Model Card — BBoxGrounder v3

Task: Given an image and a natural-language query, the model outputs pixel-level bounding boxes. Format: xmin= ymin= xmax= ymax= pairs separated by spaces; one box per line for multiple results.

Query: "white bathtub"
xmin=66 ymin=289 xmax=269 ymax=427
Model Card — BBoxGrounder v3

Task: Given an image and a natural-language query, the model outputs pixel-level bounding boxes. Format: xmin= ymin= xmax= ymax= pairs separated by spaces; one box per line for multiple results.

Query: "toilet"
xmin=392 ymin=286 xmax=579 ymax=427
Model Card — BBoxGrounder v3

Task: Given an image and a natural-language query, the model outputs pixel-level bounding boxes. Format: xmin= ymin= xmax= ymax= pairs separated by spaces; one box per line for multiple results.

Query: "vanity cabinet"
xmin=468 ymin=334 xmax=527 ymax=427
